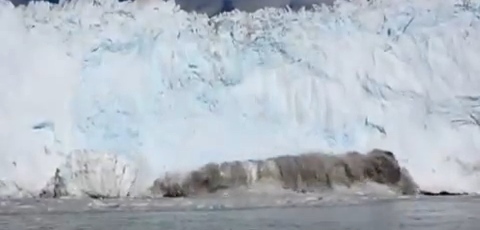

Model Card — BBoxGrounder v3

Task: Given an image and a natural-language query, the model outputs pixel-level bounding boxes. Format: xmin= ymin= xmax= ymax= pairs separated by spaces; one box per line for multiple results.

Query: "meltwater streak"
xmin=1 ymin=0 xmax=480 ymax=196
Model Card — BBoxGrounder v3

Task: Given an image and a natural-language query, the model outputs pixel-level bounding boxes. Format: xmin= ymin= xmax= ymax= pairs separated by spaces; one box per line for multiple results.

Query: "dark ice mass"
xmin=9 ymin=0 xmax=337 ymax=16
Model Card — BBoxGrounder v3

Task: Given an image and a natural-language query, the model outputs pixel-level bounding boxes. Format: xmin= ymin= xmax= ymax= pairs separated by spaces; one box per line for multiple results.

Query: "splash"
xmin=150 ymin=149 xmax=419 ymax=198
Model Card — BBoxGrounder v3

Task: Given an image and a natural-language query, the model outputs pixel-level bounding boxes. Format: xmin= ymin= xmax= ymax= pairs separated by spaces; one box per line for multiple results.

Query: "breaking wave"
xmin=150 ymin=149 xmax=419 ymax=198
xmin=1 ymin=0 xmax=480 ymax=198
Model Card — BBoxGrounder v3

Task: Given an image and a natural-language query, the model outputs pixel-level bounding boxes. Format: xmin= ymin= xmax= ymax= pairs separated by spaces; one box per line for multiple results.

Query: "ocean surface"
xmin=1 ymin=0 xmax=480 ymax=229
xmin=1 ymin=196 xmax=479 ymax=230
xmin=2 ymin=0 xmax=480 ymax=197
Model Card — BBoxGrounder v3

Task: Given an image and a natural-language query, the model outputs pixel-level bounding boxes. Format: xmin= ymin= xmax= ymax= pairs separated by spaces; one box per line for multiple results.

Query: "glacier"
xmin=1 ymin=0 xmax=480 ymax=198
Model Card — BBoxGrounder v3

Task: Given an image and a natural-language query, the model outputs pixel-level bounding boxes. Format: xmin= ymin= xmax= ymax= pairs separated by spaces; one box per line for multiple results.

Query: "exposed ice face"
xmin=1 ymin=0 xmax=480 ymax=198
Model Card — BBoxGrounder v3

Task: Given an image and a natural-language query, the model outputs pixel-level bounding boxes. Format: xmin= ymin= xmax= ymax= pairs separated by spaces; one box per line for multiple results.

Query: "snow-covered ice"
xmin=1 ymin=0 xmax=480 ymax=197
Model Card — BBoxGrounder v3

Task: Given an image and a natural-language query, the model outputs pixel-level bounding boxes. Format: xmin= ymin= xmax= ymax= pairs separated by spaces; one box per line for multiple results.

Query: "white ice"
xmin=1 ymin=0 xmax=480 ymax=197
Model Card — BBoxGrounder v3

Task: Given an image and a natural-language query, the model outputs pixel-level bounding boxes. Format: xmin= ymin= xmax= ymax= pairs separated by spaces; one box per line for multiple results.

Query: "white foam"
xmin=1 ymin=0 xmax=480 ymax=196
xmin=58 ymin=150 xmax=141 ymax=197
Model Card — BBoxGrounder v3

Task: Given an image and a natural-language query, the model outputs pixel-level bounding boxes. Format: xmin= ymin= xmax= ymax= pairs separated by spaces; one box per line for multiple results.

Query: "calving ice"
xmin=0 ymin=0 xmax=480 ymax=198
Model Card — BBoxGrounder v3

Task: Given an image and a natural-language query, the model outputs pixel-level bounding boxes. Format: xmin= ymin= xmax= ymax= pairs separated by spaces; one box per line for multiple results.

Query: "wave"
xmin=5 ymin=148 xmax=417 ymax=199
xmin=3 ymin=148 xmax=458 ymax=199
xmin=0 ymin=150 xmax=144 ymax=198
xmin=1 ymin=0 xmax=480 ymax=198
xmin=150 ymin=149 xmax=419 ymax=198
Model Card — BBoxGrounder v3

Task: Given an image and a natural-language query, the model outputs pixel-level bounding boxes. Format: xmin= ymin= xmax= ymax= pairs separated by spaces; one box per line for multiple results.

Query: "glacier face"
xmin=1 ymin=0 xmax=480 ymax=196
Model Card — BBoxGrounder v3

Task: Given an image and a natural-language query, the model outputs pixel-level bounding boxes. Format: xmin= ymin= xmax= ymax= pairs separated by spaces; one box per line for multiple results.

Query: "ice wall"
xmin=1 ymin=0 xmax=480 ymax=195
